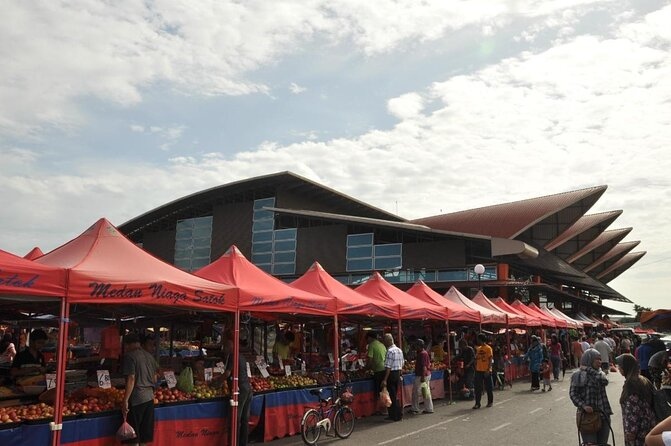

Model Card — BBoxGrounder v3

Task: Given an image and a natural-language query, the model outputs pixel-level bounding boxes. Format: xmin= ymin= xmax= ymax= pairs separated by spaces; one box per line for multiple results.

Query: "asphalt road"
xmin=263 ymin=369 xmax=626 ymax=446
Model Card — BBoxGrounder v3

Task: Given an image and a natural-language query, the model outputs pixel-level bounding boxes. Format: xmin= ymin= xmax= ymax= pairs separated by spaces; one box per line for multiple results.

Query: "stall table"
xmin=402 ymin=370 xmax=445 ymax=407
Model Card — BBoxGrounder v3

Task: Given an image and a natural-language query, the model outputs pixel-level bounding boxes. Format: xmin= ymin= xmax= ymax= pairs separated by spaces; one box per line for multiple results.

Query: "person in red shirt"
xmin=541 ymin=359 xmax=552 ymax=392
xmin=410 ymin=339 xmax=433 ymax=414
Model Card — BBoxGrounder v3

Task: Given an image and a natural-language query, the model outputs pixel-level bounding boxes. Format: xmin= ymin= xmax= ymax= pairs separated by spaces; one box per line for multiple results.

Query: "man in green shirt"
xmin=366 ymin=332 xmax=387 ymax=413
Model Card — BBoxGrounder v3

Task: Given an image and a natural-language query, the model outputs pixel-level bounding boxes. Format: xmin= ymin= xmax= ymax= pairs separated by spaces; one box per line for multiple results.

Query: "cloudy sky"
xmin=2 ymin=0 xmax=670 ymax=315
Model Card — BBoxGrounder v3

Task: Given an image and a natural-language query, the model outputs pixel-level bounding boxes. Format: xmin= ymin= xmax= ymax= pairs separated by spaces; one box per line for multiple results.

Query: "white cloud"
xmin=130 ymin=124 xmax=145 ymax=133
xmin=289 ymin=82 xmax=307 ymax=94
xmin=387 ymin=93 xmax=425 ymax=120
xmin=127 ymin=123 xmax=185 ymax=150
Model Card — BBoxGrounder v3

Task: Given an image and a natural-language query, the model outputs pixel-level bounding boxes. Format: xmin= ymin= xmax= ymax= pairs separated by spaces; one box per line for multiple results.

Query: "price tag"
xmin=204 ymin=368 xmax=213 ymax=382
xmin=46 ymin=373 xmax=57 ymax=390
xmin=431 ymin=352 xmax=435 ymax=360
xmin=246 ymin=362 xmax=252 ymax=378
xmin=278 ymin=358 xmax=284 ymax=370
xmin=97 ymin=370 xmax=111 ymax=389
xmin=164 ymin=371 xmax=177 ymax=388
xmin=301 ymin=362 xmax=306 ymax=373
xmin=328 ymin=353 xmax=334 ymax=366
xmin=284 ymin=365 xmax=292 ymax=376
xmin=256 ymin=362 xmax=270 ymax=378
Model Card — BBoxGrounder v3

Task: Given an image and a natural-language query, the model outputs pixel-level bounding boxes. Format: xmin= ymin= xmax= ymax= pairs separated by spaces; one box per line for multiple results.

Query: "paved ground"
xmin=263 ymin=369 xmax=626 ymax=446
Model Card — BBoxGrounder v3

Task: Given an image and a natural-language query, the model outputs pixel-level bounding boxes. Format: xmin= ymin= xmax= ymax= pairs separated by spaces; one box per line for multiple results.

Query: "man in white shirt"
xmin=593 ymin=335 xmax=613 ymax=374
xmin=381 ymin=333 xmax=404 ymax=422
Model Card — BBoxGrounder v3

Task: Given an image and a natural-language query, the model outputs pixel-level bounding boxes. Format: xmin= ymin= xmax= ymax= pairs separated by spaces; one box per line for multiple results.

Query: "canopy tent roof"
xmin=36 ymin=218 xmax=238 ymax=312
xmin=492 ymin=298 xmax=538 ymax=326
xmin=0 ymin=249 xmax=67 ymax=299
xmin=23 ymin=247 xmax=44 ymax=260
xmin=529 ymin=302 xmax=567 ymax=328
xmin=510 ymin=300 xmax=556 ymax=327
xmin=290 ymin=262 xmax=398 ymax=319
xmin=443 ymin=287 xmax=506 ymax=325
xmin=537 ymin=306 xmax=570 ymax=328
xmin=546 ymin=306 xmax=586 ymax=329
xmin=640 ymin=309 xmax=671 ymax=330
xmin=406 ymin=281 xmax=480 ymax=323
xmin=196 ymin=246 xmax=335 ymax=316
xmin=472 ymin=292 xmax=526 ymax=326
xmin=574 ymin=312 xmax=598 ymax=327
xmin=356 ymin=272 xmax=446 ymax=320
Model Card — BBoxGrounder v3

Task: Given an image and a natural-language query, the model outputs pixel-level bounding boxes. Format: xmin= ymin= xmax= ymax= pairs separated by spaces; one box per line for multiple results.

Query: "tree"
xmin=633 ymin=304 xmax=652 ymax=322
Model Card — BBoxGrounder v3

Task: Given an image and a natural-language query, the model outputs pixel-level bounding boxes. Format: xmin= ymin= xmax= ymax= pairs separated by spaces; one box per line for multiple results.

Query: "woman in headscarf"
xmin=524 ymin=336 xmax=543 ymax=391
xmin=570 ymin=348 xmax=613 ymax=445
xmin=616 ymin=353 xmax=657 ymax=446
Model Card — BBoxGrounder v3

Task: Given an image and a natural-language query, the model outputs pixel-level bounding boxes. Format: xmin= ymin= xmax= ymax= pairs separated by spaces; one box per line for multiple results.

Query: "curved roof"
xmin=410 ymin=186 xmax=606 ymax=241
xmin=567 ymin=227 xmax=632 ymax=269
xmin=597 ymin=251 xmax=646 ymax=283
xmin=584 ymin=241 xmax=640 ymax=274
xmin=544 ymin=210 xmax=622 ymax=258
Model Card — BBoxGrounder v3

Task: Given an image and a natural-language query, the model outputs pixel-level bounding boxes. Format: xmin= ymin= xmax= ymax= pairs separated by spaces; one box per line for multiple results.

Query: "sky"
xmin=2 ymin=0 xmax=670 ymax=316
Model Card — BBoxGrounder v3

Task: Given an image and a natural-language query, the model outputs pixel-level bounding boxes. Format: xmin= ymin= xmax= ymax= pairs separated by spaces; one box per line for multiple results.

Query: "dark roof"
xmin=544 ymin=210 xmax=622 ymax=255
xmin=120 ymin=171 xmax=404 ymax=236
xmin=597 ymin=252 xmax=646 ymax=283
xmin=567 ymin=227 xmax=632 ymax=268
xmin=410 ymin=185 xmax=606 ymax=240
xmin=584 ymin=241 xmax=640 ymax=274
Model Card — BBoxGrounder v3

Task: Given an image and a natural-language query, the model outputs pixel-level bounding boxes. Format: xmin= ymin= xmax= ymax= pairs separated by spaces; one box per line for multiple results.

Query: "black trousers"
xmin=387 ymin=371 xmax=402 ymax=421
xmin=373 ymin=371 xmax=386 ymax=400
xmin=531 ymin=371 xmax=540 ymax=389
xmin=237 ymin=386 xmax=253 ymax=446
xmin=474 ymin=371 xmax=493 ymax=406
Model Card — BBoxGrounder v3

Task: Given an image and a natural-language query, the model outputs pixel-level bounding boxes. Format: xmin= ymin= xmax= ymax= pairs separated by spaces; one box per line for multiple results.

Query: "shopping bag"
xmin=380 ymin=388 xmax=392 ymax=408
xmin=177 ymin=366 xmax=194 ymax=393
xmin=421 ymin=381 xmax=429 ymax=399
xmin=116 ymin=415 xmax=137 ymax=441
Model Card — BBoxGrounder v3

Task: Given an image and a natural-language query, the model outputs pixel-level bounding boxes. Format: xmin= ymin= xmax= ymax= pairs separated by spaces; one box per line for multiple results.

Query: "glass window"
xmin=174 ymin=247 xmax=193 ymax=259
xmin=193 ymin=237 xmax=211 ymax=248
xmin=272 ymin=263 xmax=296 ymax=275
xmin=373 ymin=256 xmax=402 ymax=270
xmin=175 ymin=228 xmax=193 ymax=240
xmin=347 ymin=258 xmax=373 ymax=272
xmin=273 ymin=251 xmax=295 ymax=263
xmin=274 ymin=228 xmax=297 ymax=241
xmin=273 ymin=240 xmax=296 ymax=252
xmin=254 ymin=197 xmax=276 ymax=210
xmin=437 ymin=270 xmax=468 ymax=281
xmin=253 ymin=220 xmax=274 ymax=232
xmin=193 ymin=226 xmax=212 ymax=239
xmin=374 ymin=244 xmax=402 ymax=257
xmin=256 ymin=264 xmax=272 ymax=273
xmin=193 ymin=216 xmax=213 ymax=228
xmin=346 ymin=246 xmax=373 ymax=259
xmin=174 ymin=258 xmax=191 ymax=270
xmin=252 ymin=253 xmax=273 ymax=264
xmin=190 ymin=258 xmax=210 ymax=270
xmin=418 ymin=271 xmax=436 ymax=282
xmin=176 ymin=219 xmax=195 ymax=230
xmin=253 ymin=210 xmax=274 ymax=221
xmin=252 ymin=242 xmax=272 ymax=254
xmin=174 ymin=239 xmax=192 ymax=250
xmin=252 ymin=231 xmax=273 ymax=243
xmin=347 ymin=233 xmax=373 ymax=247
xmin=192 ymin=247 xmax=211 ymax=258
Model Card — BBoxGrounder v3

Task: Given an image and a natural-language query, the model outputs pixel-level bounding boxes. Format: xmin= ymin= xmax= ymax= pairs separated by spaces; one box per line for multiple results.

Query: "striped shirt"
xmin=384 ymin=345 xmax=405 ymax=371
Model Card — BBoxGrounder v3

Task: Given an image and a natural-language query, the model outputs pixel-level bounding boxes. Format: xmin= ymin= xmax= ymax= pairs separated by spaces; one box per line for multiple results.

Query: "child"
xmin=541 ymin=358 xmax=552 ymax=392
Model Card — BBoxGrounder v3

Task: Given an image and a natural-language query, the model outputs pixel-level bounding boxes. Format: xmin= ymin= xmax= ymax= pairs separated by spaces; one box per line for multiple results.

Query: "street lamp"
xmin=474 ymin=264 xmax=485 ymax=291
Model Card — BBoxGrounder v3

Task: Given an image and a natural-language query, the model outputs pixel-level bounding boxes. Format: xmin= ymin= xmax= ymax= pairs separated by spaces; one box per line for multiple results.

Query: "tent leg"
xmin=446 ymin=319 xmax=453 ymax=405
xmin=51 ymin=298 xmax=70 ymax=446
xmin=231 ymin=311 xmax=240 ymax=446
xmin=397 ymin=318 xmax=403 ymax=410
xmin=333 ymin=315 xmax=340 ymax=385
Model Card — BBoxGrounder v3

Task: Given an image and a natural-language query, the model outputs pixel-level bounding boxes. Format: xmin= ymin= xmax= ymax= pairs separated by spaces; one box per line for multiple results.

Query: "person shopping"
xmin=616 ymin=353 xmax=656 ymax=446
xmin=410 ymin=339 xmax=433 ymax=414
xmin=569 ymin=348 xmax=613 ymax=446
xmin=524 ymin=336 xmax=543 ymax=391
xmin=472 ymin=333 xmax=493 ymax=409
xmin=381 ymin=334 xmax=404 ymax=422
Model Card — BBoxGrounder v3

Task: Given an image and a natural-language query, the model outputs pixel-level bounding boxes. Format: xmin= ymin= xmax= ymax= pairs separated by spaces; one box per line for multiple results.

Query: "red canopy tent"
xmin=538 ymin=306 xmax=571 ymax=328
xmin=23 ymin=247 xmax=44 ymax=260
xmin=472 ymin=291 xmax=526 ymax=326
xmin=1 ymin=248 xmax=66 ymax=298
xmin=406 ymin=281 xmax=480 ymax=323
xmin=511 ymin=300 xmax=556 ymax=328
xmin=36 ymin=218 xmax=239 ymax=446
xmin=492 ymin=297 xmax=539 ymax=327
xmin=528 ymin=303 xmax=567 ymax=328
xmin=443 ymin=286 xmax=506 ymax=325
xmin=545 ymin=307 xmax=584 ymax=329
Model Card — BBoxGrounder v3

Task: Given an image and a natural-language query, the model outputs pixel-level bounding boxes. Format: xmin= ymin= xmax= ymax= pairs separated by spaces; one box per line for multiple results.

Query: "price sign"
xmin=204 ymin=368 xmax=213 ymax=382
xmin=284 ymin=365 xmax=292 ymax=376
xmin=430 ymin=352 xmax=435 ymax=361
xmin=278 ymin=358 xmax=284 ymax=370
xmin=46 ymin=373 xmax=56 ymax=390
xmin=246 ymin=362 xmax=252 ymax=378
xmin=328 ymin=353 xmax=334 ymax=366
xmin=358 ymin=359 xmax=366 ymax=367
xmin=97 ymin=370 xmax=111 ymax=389
xmin=301 ymin=362 xmax=306 ymax=373
xmin=256 ymin=362 xmax=270 ymax=378
xmin=164 ymin=371 xmax=177 ymax=388
xmin=341 ymin=360 xmax=347 ymax=372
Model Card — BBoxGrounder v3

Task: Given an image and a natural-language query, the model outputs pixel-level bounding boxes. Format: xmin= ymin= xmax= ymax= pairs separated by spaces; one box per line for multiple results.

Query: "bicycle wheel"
xmin=334 ymin=406 xmax=355 ymax=439
xmin=301 ymin=409 xmax=322 ymax=445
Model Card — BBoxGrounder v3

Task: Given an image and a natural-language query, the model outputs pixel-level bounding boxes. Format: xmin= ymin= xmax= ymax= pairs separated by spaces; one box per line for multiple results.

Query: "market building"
xmin=120 ymin=172 xmax=645 ymax=317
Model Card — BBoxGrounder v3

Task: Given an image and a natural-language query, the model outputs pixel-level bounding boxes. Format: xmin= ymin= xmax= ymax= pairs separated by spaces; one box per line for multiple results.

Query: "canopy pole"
xmin=51 ymin=295 xmax=70 ymax=446
xmin=445 ymin=319 xmax=453 ymax=405
xmin=333 ymin=315 xmax=340 ymax=385
xmin=397 ymin=317 xmax=403 ymax=409
xmin=506 ymin=316 xmax=511 ymax=359
xmin=230 ymin=310 xmax=240 ymax=446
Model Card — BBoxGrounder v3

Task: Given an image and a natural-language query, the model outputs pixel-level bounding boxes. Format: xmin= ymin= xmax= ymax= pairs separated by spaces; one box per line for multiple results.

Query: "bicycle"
xmin=300 ymin=382 xmax=356 ymax=445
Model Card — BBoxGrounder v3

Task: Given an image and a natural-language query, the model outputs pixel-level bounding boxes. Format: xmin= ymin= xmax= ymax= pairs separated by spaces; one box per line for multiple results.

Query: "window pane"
xmin=252 ymin=242 xmax=272 ymax=254
xmin=274 ymin=228 xmax=297 ymax=241
xmin=253 ymin=220 xmax=274 ymax=232
xmin=193 ymin=237 xmax=211 ymax=248
xmin=273 ymin=240 xmax=296 ymax=252
xmin=253 ymin=210 xmax=274 ymax=221
xmin=193 ymin=216 xmax=213 ymax=228
xmin=273 ymin=251 xmax=295 ymax=263
xmin=272 ymin=263 xmax=295 ymax=275
xmin=374 ymin=244 xmax=402 ymax=257
xmin=347 ymin=246 xmax=372 ymax=259
xmin=175 ymin=228 xmax=193 ymax=240
xmin=176 ymin=219 xmax=195 ymax=230
xmin=254 ymin=197 xmax=276 ymax=210
xmin=192 ymin=247 xmax=211 ymax=258
xmin=191 ymin=257 xmax=210 ymax=269
xmin=174 ymin=239 xmax=193 ymax=250
xmin=252 ymin=231 xmax=273 ymax=243
xmin=373 ymin=256 xmax=402 ymax=270
xmin=193 ymin=226 xmax=212 ymax=239
xmin=174 ymin=258 xmax=191 ymax=270
xmin=346 ymin=258 xmax=373 ymax=272
xmin=347 ymin=233 xmax=373 ymax=247
xmin=174 ymin=247 xmax=193 ymax=259
xmin=437 ymin=270 xmax=468 ymax=281
xmin=256 ymin=263 xmax=272 ymax=273
xmin=252 ymin=253 xmax=272 ymax=264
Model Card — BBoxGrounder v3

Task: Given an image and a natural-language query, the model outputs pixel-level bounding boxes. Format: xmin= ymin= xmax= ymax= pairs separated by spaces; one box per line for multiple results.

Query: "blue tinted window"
xmin=347 ymin=246 xmax=373 ymax=259
xmin=273 ymin=240 xmax=296 ymax=252
xmin=347 ymin=258 xmax=373 ymax=272
xmin=176 ymin=219 xmax=195 ymax=230
xmin=174 ymin=216 xmax=213 ymax=272
xmin=257 ymin=264 xmax=272 ymax=273
xmin=274 ymin=228 xmax=297 ymax=241
xmin=272 ymin=263 xmax=296 ymax=275
xmin=373 ymin=256 xmax=402 ymax=270
xmin=192 ymin=247 xmax=211 ymax=258
xmin=193 ymin=226 xmax=212 ymax=239
xmin=174 ymin=247 xmax=192 ymax=259
xmin=193 ymin=216 xmax=213 ymax=228
xmin=191 ymin=258 xmax=210 ymax=269
xmin=374 ymin=244 xmax=402 ymax=257
xmin=175 ymin=228 xmax=193 ymax=240
xmin=253 ymin=210 xmax=274 ymax=221
xmin=252 ymin=231 xmax=273 ymax=243
xmin=437 ymin=270 xmax=468 ymax=281
xmin=273 ymin=251 xmax=295 ymax=263
xmin=252 ymin=242 xmax=272 ymax=254
xmin=174 ymin=258 xmax=191 ymax=270
xmin=174 ymin=239 xmax=192 ymax=250
xmin=347 ymin=233 xmax=373 ymax=246
xmin=252 ymin=253 xmax=272 ymax=264
xmin=253 ymin=220 xmax=274 ymax=232
xmin=254 ymin=197 xmax=276 ymax=210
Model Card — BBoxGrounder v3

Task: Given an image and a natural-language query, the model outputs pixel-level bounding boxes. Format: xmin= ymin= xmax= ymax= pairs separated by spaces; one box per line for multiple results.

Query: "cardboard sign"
xmin=164 ymin=371 xmax=177 ymax=389
xmin=246 ymin=362 xmax=252 ymax=378
xmin=46 ymin=373 xmax=57 ymax=390
xmin=256 ymin=362 xmax=270 ymax=378
xmin=284 ymin=365 xmax=292 ymax=376
xmin=97 ymin=370 xmax=111 ymax=389
xmin=204 ymin=368 xmax=213 ymax=382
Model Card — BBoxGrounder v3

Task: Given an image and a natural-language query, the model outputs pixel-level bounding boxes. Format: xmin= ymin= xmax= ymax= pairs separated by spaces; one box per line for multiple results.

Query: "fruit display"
xmin=310 ymin=371 xmax=334 ymax=386
xmin=267 ymin=375 xmax=317 ymax=390
xmin=402 ymin=361 xmax=414 ymax=374
xmin=431 ymin=361 xmax=447 ymax=371
xmin=0 ymin=403 xmax=53 ymax=422
xmin=249 ymin=377 xmax=273 ymax=393
xmin=192 ymin=383 xmax=229 ymax=399
xmin=153 ymin=387 xmax=194 ymax=404
xmin=344 ymin=369 xmax=373 ymax=381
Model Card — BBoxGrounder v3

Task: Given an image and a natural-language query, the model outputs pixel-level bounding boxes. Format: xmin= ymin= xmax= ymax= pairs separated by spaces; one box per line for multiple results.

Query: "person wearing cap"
xmin=122 ymin=333 xmax=158 ymax=446
xmin=524 ymin=336 xmax=543 ymax=391
xmin=409 ymin=339 xmax=433 ymax=414
xmin=472 ymin=333 xmax=493 ymax=409
xmin=616 ymin=353 xmax=656 ymax=446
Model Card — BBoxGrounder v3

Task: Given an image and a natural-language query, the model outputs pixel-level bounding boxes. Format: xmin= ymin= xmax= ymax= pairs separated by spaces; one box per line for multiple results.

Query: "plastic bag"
xmin=380 ymin=388 xmax=392 ymax=408
xmin=116 ymin=416 xmax=137 ymax=441
xmin=177 ymin=366 xmax=194 ymax=393
xmin=421 ymin=381 xmax=429 ymax=399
